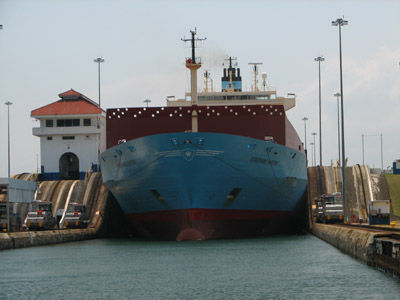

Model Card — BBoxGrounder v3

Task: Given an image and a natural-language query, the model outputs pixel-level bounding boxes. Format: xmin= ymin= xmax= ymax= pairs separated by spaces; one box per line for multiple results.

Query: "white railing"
xmin=32 ymin=126 xmax=102 ymax=136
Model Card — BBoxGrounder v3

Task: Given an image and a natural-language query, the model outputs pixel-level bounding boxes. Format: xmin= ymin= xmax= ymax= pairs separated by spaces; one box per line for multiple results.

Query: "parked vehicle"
xmin=0 ymin=202 xmax=21 ymax=232
xmin=369 ymin=200 xmax=390 ymax=225
xmin=315 ymin=193 xmax=344 ymax=224
xmin=0 ymin=203 xmax=8 ymax=231
xmin=24 ymin=200 xmax=56 ymax=230
xmin=62 ymin=202 xmax=88 ymax=229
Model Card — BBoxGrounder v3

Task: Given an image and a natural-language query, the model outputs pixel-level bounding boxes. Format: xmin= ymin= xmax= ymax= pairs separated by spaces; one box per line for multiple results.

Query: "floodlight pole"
xmin=334 ymin=93 xmax=341 ymax=165
xmin=314 ymin=56 xmax=325 ymax=166
xmin=144 ymin=99 xmax=151 ymax=107
xmin=302 ymin=117 xmax=308 ymax=164
xmin=312 ymin=132 xmax=317 ymax=167
xmin=94 ymin=57 xmax=104 ymax=107
xmin=332 ymin=17 xmax=348 ymax=219
xmin=5 ymin=101 xmax=12 ymax=232
xmin=362 ymin=134 xmax=384 ymax=171
xmin=310 ymin=142 xmax=315 ymax=167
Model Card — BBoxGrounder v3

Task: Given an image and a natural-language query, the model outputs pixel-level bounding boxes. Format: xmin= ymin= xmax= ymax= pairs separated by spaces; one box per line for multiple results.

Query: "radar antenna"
xmin=204 ymin=70 xmax=211 ymax=92
xmin=248 ymin=62 xmax=263 ymax=92
xmin=261 ymin=72 xmax=267 ymax=92
xmin=181 ymin=28 xmax=207 ymax=65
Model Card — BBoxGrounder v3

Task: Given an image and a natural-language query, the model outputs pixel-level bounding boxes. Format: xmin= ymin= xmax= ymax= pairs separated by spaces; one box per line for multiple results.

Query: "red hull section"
xmin=106 ymin=105 xmax=287 ymax=149
xmin=127 ymin=209 xmax=304 ymax=241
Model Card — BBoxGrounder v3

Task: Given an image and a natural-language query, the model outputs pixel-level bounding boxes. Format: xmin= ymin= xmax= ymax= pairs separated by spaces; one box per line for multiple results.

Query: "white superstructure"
xmin=31 ymin=89 xmax=106 ymax=180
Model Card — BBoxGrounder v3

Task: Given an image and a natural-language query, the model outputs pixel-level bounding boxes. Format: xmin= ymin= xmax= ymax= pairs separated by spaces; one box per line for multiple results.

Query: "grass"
xmin=385 ymin=174 xmax=400 ymax=216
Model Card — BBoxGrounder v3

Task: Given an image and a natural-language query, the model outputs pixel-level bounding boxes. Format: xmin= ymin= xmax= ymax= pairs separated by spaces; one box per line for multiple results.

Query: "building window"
xmin=57 ymin=119 xmax=80 ymax=127
xmin=83 ymin=118 xmax=91 ymax=126
xmin=45 ymin=120 xmax=53 ymax=127
xmin=47 ymin=136 xmax=53 ymax=140
xmin=62 ymin=136 xmax=75 ymax=140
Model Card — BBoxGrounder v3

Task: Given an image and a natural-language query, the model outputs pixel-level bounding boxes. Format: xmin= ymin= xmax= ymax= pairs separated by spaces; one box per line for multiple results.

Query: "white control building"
xmin=31 ymin=89 xmax=106 ymax=180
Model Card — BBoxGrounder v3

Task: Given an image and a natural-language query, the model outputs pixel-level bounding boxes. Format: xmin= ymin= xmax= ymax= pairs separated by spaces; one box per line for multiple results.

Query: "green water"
xmin=0 ymin=234 xmax=399 ymax=299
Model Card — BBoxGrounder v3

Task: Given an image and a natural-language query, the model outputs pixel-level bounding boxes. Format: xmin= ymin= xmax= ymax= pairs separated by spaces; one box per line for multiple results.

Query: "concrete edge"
xmin=311 ymin=223 xmax=377 ymax=263
xmin=0 ymin=228 xmax=98 ymax=251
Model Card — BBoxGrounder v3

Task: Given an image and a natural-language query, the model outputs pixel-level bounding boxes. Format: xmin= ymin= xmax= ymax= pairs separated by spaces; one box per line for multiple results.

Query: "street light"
xmin=143 ymin=99 xmax=151 ymax=107
xmin=5 ymin=101 xmax=12 ymax=232
xmin=302 ymin=117 xmax=308 ymax=164
xmin=314 ymin=56 xmax=325 ymax=166
xmin=312 ymin=132 xmax=317 ymax=167
xmin=362 ymin=134 xmax=384 ymax=171
xmin=94 ymin=57 xmax=105 ymax=107
xmin=334 ymin=92 xmax=341 ymax=165
xmin=332 ymin=17 xmax=348 ymax=218
xmin=310 ymin=142 xmax=315 ymax=167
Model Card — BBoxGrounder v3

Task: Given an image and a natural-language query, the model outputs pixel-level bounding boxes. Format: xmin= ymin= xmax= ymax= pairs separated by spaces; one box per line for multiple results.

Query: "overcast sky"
xmin=0 ymin=0 xmax=399 ymax=177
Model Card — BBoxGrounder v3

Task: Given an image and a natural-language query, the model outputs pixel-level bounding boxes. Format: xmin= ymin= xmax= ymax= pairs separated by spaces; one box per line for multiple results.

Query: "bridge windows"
xmin=56 ymin=119 xmax=80 ymax=127
xmin=44 ymin=118 xmax=95 ymax=128
xmin=62 ymin=136 xmax=75 ymax=140
xmin=83 ymin=118 xmax=91 ymax=126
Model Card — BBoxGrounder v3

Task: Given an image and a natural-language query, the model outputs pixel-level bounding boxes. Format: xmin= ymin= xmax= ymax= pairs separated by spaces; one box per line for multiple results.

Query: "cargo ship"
xmin=100 ymin=30 xmax=307 ymax=240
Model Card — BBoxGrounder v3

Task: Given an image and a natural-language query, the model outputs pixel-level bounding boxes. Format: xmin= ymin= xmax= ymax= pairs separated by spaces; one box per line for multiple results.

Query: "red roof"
xmin=31 ymin=89 xmax=103 ymax=117
xmin=58 ymin=89 xmax=83 ymax=98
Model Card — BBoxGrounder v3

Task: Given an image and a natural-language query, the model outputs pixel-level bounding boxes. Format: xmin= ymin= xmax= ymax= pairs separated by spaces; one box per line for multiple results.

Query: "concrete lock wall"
xmin=312 ymin=223 xmax=376 ymax=263
xmin=307 ymin=165 xmax=393 ymax=223
xmin=0 ymin=172 xmax=129 ymax=251
xmin=0 ymin=229 xmax=97 ymax=250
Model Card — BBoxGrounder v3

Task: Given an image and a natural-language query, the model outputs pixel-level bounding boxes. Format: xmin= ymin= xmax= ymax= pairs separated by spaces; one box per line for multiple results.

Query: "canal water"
xmin=0 ymin=234 xmax=399 ymax=299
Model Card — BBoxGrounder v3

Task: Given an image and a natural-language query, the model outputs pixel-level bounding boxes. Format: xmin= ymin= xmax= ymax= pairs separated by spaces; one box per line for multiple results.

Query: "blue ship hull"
xmin=100 ymin=132 xmax=307 ymax=240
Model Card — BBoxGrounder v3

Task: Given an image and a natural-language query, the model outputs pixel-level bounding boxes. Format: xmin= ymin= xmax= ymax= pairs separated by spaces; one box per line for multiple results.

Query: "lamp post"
xmin=362 ymin=134 xmax=384 ymax=171
xmin=5 ymin=101 xmax=12 ymax=232
xmin=143 ymin=99 xmax=151 ymax=107
xmin=302 ymin=117 xmax=308 ymax=164
xmin=314 ymin=56 xmax=325 ymax=166
xmin=310 ymin=142 xmax=315 ymax=167
xmin=332 ymin=17 xmax=348 ymax=218
xmin=334 ymin=93 xmax=341 ymax=165
xmin=94 ymin=57 xmax=105 ymax=107
xmin=312 ymin=132 xmax=317 ymax=167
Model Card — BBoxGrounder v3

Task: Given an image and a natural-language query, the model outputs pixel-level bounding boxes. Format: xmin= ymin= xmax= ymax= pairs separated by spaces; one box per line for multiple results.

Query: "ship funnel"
xmin=221 ymin=56 xmax=242 ymax=92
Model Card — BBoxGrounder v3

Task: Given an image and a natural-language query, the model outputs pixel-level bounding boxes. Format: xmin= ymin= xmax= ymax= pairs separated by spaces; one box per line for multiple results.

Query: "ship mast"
xmin=181 ymin=29 xmax=206 ymax=106
xmin=248 ymin=62 xmax=263 ymax=92
xmin=181 ymin=29 xmax=206 ymax=132
xmin=204 ymin=70 xmax=211 ymax=92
